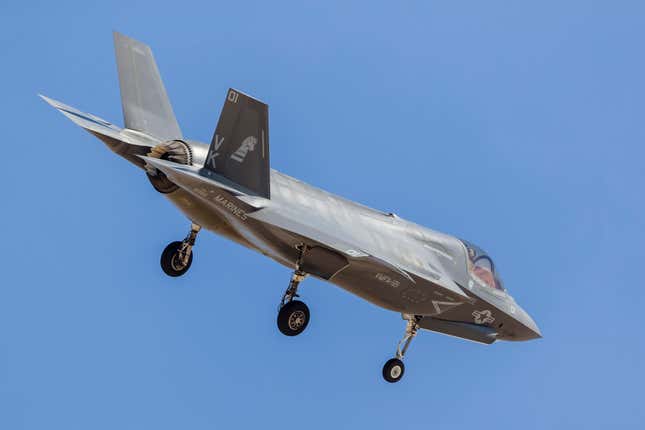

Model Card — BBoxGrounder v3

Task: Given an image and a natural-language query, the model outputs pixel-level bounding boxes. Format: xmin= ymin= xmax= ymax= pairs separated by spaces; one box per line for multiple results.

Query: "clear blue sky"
xmin=2 ymin=1 xmax=644 ymax=428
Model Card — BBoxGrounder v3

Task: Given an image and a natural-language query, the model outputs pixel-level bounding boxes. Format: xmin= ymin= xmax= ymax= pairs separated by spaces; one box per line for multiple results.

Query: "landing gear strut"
xmin=160 ymin=223 xmax=201 ymax=277
xmin=277 ymin=245 xmax=310 ymax=336
xmin=382 ymin=315 xmax=420 ymax=383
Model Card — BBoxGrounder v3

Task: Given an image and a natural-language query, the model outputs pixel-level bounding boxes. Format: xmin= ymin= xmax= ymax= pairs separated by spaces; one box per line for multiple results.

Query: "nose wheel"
xmin=160 ymin=223 xmax=201 ymax=277
xmin=277 ymin=245 xmax=310 ymax=336
xmin=382 ymin=358 xmax=405 ymax=383
xmin=382 ymin=315 xmax=420 ymax=383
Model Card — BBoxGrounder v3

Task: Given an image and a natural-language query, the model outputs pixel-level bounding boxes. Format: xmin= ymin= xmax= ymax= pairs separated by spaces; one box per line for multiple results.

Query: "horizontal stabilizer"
xmin=41 ymin=95 xmax=165 ymax=170
xmin=40 ymin=95 xmax=123 ymax=140
xmin=139 ymin=156 xmax=269 ymax=206
xmin=40 ymin=95 xmax=162 ymax=147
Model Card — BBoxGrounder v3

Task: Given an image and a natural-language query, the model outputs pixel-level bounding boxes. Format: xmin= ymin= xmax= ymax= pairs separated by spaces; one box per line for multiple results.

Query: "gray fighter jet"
xmin=42 ymin=32 xmax=541 ymax=383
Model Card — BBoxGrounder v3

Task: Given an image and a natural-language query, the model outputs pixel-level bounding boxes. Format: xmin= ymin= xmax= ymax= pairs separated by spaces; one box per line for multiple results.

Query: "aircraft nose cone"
xmin=523 ymin=313 xmax=542 ymax=339
xmin=512 ymin=305 xmax=542 ymax=341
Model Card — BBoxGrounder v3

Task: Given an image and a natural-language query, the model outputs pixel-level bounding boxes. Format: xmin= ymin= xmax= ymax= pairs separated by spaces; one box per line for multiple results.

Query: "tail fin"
xmin=201 ymin=89 xmax=270 ymax=198
xmin=113 ymin=32 xmax=182 ymax=141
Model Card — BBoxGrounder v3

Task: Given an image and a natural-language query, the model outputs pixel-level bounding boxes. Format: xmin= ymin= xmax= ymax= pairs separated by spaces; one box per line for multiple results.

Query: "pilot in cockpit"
xmin=466 ymin=244 xmax=504 ymax=291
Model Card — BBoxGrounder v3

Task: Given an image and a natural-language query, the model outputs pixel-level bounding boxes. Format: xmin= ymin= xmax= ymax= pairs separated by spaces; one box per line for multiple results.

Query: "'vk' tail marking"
xmin=201 ymin=89 xmax=270 ymax=199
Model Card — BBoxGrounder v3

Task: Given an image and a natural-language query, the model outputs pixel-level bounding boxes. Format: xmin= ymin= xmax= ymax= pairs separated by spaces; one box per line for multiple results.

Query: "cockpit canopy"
xmin=462 ymin=240 xmax=505 ymax=292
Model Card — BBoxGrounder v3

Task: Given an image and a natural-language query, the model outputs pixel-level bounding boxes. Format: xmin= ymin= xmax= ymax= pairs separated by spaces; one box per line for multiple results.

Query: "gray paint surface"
xmin=114 ymin=32 xmax=182 ymax=141
xmin=42 ymin=32 xmax=541 ymax=345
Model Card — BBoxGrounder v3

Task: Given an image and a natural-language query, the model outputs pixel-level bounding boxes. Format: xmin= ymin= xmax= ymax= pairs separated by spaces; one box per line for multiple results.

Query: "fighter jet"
xmin=42 ymin=32 xmax=541 ymax=383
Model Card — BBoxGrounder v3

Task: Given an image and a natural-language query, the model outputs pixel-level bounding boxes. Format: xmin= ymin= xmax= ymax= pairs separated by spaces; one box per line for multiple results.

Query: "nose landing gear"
xmin=160 ymin=223 xmax=201 ymax=277
xmin=382 ymin=315 xmax=420 ymax=383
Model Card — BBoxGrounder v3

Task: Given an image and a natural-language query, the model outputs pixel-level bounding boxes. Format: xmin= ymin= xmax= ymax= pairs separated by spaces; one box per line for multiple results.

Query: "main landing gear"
xmin=382 ymin=315 xmax=420 ymax=383
xmin=159 ymin=231 xmax=414 ymax=382
xmin=277 ymin=245 xmax=310 ymax=336
xmin=160 ymin=223 xmax=201 ymax=277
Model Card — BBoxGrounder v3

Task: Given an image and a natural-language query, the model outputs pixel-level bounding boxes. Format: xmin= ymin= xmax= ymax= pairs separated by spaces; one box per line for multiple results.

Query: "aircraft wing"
xmin=249 ymin=208 xmax=369 ymax=257
xmin=247 ymin=207 xmax=470 ymax=300
xmin=138 ymin=156 xmax=257 ymax=199
xmin=132 ymin=160 xmax=380 ymax=272
xmin=135 ymin=157 xmax=468 ymax=301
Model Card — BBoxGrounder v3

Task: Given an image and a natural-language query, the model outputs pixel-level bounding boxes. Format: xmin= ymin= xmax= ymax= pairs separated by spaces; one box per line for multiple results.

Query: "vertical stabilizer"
xmin=201 ymin=89 xmax=270 ymax=198
xmin=113 ymin=32 xmax=182 ymax=141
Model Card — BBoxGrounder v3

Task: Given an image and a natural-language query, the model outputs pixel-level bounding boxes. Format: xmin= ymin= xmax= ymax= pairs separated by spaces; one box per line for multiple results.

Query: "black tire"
xmin=382 ymin=358 xmax=405 ymax=383
xmin=160 ymin=241 xmax=193 ymax=277
xmin=277 ymin=300 xmax=310 ymax=336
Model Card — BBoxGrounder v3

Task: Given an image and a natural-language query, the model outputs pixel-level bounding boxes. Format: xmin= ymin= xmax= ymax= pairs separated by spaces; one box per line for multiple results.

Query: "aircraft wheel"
xmin=277 ymin=300 xmax=310 ymax=336
xmin=382 ymin=358 xmax=405 ymax=383
xmin=160 ymin=241 xmax=193 ymax=277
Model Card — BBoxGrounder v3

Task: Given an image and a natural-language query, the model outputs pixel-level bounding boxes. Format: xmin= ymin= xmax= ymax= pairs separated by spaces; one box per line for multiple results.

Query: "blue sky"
xmin=1 ymin=1 xmax=644 ymax=428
